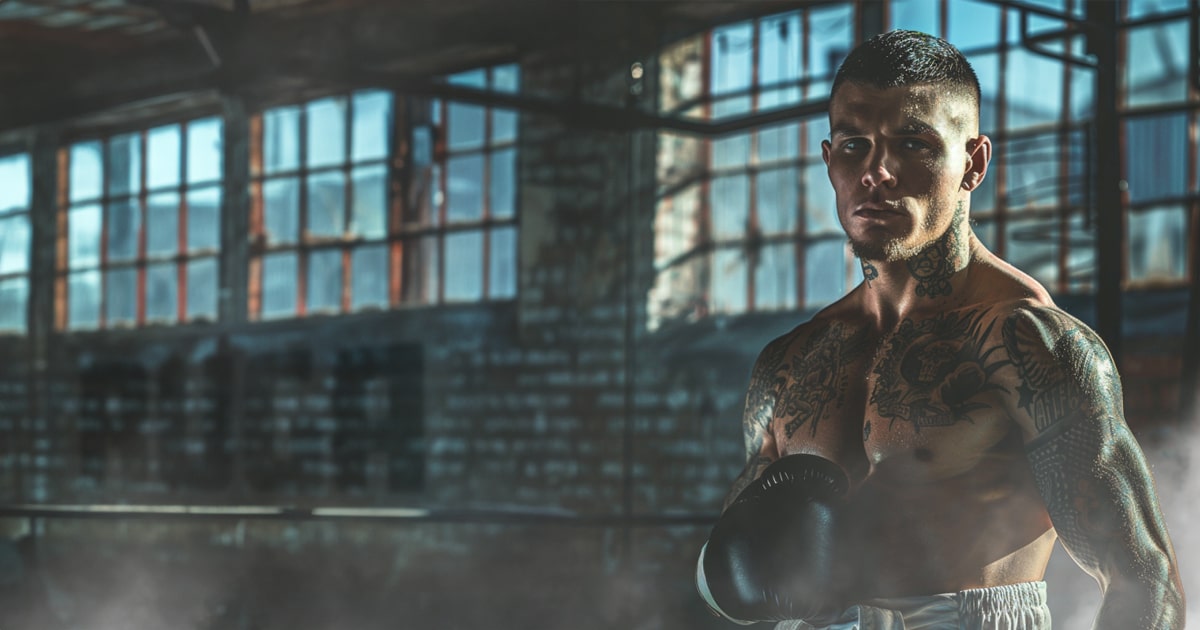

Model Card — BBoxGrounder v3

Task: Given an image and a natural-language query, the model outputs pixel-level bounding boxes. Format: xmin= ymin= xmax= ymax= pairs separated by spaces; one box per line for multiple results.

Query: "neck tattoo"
xmin=861 ymin=260 xmax=879 ymax=286
xmin=906 ymin=200 xmax=967 ymax=298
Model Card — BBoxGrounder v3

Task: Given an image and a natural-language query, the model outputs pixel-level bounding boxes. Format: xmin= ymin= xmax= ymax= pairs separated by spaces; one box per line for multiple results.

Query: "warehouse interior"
xmin=0 ymin=0 xmax=1196 ymax=628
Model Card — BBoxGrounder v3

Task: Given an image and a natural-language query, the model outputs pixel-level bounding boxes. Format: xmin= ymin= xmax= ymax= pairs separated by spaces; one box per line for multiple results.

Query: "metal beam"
xmin=1087 ymin=0 xmax=1123 ymax=364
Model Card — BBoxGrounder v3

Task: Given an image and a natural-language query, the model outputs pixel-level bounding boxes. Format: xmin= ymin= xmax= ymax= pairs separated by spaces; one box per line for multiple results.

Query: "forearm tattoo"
xmin=743 ymin=334 xmax=791 ymax=458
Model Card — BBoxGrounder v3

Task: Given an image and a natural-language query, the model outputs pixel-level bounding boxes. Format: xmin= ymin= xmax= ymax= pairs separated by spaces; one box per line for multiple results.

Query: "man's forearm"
xmin=1094 ymin=574 xmax=1185 ymax=630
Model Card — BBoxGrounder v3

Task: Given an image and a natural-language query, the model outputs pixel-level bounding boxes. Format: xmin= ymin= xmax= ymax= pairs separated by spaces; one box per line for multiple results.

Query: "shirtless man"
xmin=695 ymin=30 xmax=1185 ymax=629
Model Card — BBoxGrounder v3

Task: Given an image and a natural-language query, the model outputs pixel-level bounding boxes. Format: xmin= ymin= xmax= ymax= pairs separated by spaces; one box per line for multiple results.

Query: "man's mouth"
xmin=853 ymin=203 xmax=906 ymax=218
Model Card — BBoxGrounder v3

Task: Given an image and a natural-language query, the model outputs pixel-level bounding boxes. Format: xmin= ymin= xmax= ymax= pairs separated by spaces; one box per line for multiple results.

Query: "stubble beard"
xmin=847 ymin=198 xmax=954 ymax=264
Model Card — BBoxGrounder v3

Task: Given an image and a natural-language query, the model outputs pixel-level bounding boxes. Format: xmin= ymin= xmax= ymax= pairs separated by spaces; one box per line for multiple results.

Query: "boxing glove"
xmin=697 ymin=454 xmax=850 ymax=624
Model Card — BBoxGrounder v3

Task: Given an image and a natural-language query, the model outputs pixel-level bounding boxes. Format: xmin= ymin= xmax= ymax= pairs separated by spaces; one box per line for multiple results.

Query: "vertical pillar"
xmin=1087 ymin=0 xmax=1123 ymax=364
xmin=27 ymin=127 xmax=60 ymax=503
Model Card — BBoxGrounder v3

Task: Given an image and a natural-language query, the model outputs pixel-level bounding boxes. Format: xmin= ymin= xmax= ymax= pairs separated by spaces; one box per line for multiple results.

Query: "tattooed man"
xmin=696 ymin=30 xmax=1184 ymax=630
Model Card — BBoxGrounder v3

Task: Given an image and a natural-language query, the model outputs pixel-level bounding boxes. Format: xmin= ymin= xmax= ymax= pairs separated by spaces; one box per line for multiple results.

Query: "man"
xmin=695 ymin=30 xmax=1185 ymax=629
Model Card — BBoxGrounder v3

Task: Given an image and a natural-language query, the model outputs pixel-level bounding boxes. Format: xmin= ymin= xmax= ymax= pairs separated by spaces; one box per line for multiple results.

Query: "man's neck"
xmin=858 ymin=202 xmax=973 ymax=329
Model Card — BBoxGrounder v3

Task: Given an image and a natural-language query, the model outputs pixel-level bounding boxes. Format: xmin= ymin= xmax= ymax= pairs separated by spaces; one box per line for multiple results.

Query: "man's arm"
xmin=723 ymin=334 xmax=790 ymax=509
xmin=1003 ymin=306 xmax=1185 ymax=629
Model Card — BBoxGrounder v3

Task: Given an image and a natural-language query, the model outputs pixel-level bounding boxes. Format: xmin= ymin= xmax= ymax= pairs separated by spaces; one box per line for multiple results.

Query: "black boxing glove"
xmin=696 ymin=454 xmax=850 ymax=625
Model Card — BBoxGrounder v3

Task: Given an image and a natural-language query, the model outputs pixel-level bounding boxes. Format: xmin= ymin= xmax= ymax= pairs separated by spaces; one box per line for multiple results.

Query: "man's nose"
xmin=860 ymin=149 xmax=897 ymax=189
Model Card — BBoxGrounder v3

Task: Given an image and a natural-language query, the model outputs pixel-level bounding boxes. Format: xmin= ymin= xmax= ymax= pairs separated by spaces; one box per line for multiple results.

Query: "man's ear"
xmin=821 ymin=139 xmax=832 ymax=166
xmin=961 ymin=135 xmax=991 ymax=192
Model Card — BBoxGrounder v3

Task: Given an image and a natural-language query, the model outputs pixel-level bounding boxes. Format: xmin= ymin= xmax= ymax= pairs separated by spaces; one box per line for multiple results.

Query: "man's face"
xmin=822 ymin=82 xmax=980 ymax=262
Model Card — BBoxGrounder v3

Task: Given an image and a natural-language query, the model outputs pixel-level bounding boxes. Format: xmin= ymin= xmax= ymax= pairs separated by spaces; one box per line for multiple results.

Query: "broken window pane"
xmin=351 ymin=244 xmax=387 ymax=310
xmin=105 ymin=267 xmax=136 ymax=327
xmin=68 ymin=269 xmax=100 ymax=328
xmin=804 ymin=238 xmax=846 ymax=307
xmin=69 ymin=204 xmax=101 ymax=269
xmin=0 ymin=213 xmax=30 ymax=275
xmin=188 ymin=117 xmax=223 ymax=185
xmin=489 ymin=226 xmax=516 ymax=299
xmin=145 ymin=262 xmax=177 ymax=322
xmin=187 ymin=257 xmax=217 ymax=321
xmin=107 ymin=199 xmax=140 ymax=262
xmin=1128 ymin=205 xmax=1186 ymax=283
xmin=188 ymin=186 xmax=221 ymax=252
xmin=261 ymin=252 xmax=297 ymax=318
xmin=264 ymin=106 xmax=301 ymax=175
xmin=307 ymin=97 xmax=348 ymax=169
xmin=351 ymin=165 xmax=387 ymax=239
xmin=489 ymin=149 xmax=516 ymax=219
xmin=352 ymin=90 xmax=391 ymax=162
xmin=0 ymin=277 xmax=26 ymax=332
xmin=0 ymin=154 xmax=29 ymax=214
xmin=147 ymin=124 xmax=182 ymax=190
xmin=147 ymin=192 xmax=180 ymax=257
xmin=307 ymin=171 xmax=345 ymax=238
xmin=447 ymin=154 xmax=484 ymax=222
xmin=264 ymin=177 xmax=300 ymax=244
xmin=445 ymin=230 xmax=483 ymax=301
xmin=70 ymin=142 xmax=103 ymax=203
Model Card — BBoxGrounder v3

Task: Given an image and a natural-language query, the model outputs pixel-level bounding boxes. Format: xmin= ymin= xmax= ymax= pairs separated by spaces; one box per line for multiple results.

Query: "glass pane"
xmin=758 ymin=12 xmax=802 ymax=108
xmin=69 ymin=204 xmax=101 ymax=269
xmin=973 ymin=163 xmax=997 ymax=213
xmin=492 ymin=64 xmax=520 ymax=93
xmin=146 ymin=262 xmax=177 ymax=322
xmin=307 ymin=97 xmax=348 ymax=169
xmin=445 ymin=230 xmax=483 ymax=301
xmin=308 ymin=249 xmax=342 ymax=313
xmin=758 ymin=122 xmax=798 ymax=164
xmin=0 ymin=154 xmax=29 ymax=214
xmin=1065 ymin=211 xmax=1095 ymax=293
xmin=1128 ymin=205 xmax=1186 ymax=283
xmin=808 ymin=4 xmax=853 ymax=88
xmin=147 ymin=124 xmax=182 ymax=190
xmin=351 ymin=244 xmax=388 ymax=310
xmin=447 ymin=102 xmax=485 ymax=151
xmin=1126 ymin=114 xmax=1187 ymax=204
xmin=712 ymin=132 xmax=751 ymax=169
xmin=449 ymin=68 xmax=486 ymax=88
xmin=804 ymin=163 xmax=838 ymax=235
xmin=264 ymin=177 xmax=300 ymax=244
xmin=1005 ymin=50 xmax=1063 ymax=129
xmin=1005 ymin=136 xmax=1058 ymax=208
xmin=188 ymin=186 xmax=221 ymax=252
xmin=401 ymin=236 xmax=438 ymax=304
xmin=264 ymin=106 xmax=300 ymax=174
xmin=804 ymin=238 xmax=846 ymax=307
xmin=0 ymin=277 xmax=27 ymax=332
xmin=1006 ymin=217 xmax=1058 ymax=289
xmin=1128 ymin=0 xmax=1187 ymax=19
xmin=891 ymin=0 xmax=939 ymax=35
xmin=447 ymin=154 xmax=484 ymax=222
xmin=757 ymin=167 xmax=798 ymax=234
xmin=949 ymin=0 xmax=1001 ymax=51
xmin=68 ymin=269 xmax=100 ymax=329
xmin=489 ymin=226 xmax=517 ymax=299
xmin=712 ymin=21 xmax=753 ymax=118
xmin=351 ymin=165 xmax=387 ymax=239
xmin=261 ymin=252 xmax=297 ymax=319
xmin=489 ymin=149 xmax=516 ymax=219
xmin=187 ymin=257 xmax=217 ymax=321
xmin=147 ymin=192 xmax=180 ymax=257
xmin=755 ymin=242 xmax=796 ymax=311
xmin=1126 ymin=21 xmax=1188 ymax=108
xmin=104 ymin=267 xmax=136 ymax=327
xmin=307 ymin=171 xmax=345 ymax=238
xmin=711 ymin=246 xmax=747 ymax=313
xmin=711 ymin=174 xmax=749 ymax=239
xmin=492 ymin=109 xmax=518 ymax=144
xmin=969 ymin=53 xmax=1000 ymax=133
xmin=352 ymin=90 xmax=392 ymax=162
xmin=1069 ymin=65 xmax=1094 ymax=122
xmin=108 ymin=136 xmax=141 ymax=200
xmin=187 ymin=117 xmax=223 ymax=185
xmin=974 ymin=218 xmax=997 ymax=252
xmin=0 ymin=214 xmax=30 ymax=275
xmin=70 ymin=142 xmax=103 ymax=203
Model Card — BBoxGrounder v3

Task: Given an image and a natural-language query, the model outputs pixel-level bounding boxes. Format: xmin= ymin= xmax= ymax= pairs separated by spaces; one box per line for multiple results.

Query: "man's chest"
xmin=771 ymin=309 xmax=1016 ymax=476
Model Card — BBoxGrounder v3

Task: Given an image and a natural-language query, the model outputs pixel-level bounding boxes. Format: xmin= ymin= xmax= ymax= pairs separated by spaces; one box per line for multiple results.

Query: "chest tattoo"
xmin=778 ymin=323 xmax=871 ymax=438
xmin=869 ymin=309 xmax=1010 ymax=431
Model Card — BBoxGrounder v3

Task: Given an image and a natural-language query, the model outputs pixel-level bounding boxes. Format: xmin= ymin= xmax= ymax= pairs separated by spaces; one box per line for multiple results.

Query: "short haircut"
xmin=831 ymin=30 xmax=981 ymax=114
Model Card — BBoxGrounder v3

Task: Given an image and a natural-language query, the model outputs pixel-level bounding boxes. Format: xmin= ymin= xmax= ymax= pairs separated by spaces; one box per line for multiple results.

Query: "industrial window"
xmin=0 ymin=153 xmax=31 ymax=333
xmin=58 ymin=118 xmax=224 ymax=330
xmin=248 ymin=64 xmax=519 ymax=320
xmin=651 ymin=5 xmax=855 ymax=330
xmin=249 ymin=90 xmax=394 ymax=319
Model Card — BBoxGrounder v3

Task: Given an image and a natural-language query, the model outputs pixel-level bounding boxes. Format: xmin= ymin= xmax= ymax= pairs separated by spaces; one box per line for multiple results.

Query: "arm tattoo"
xmin=869 ymin=308 xmax=1010 ymax=431
xmin=743 ymin=335 xmax=791 ymax=458
xmin=778 ymin=322 xmax=871 ymax=438
xmin=907 ymin=200 xmax=967 ymax=298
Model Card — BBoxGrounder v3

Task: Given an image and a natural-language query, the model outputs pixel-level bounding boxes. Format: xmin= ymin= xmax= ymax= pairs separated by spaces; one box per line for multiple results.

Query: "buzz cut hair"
xmin=831 ymin=30 xmax=981 ymax=114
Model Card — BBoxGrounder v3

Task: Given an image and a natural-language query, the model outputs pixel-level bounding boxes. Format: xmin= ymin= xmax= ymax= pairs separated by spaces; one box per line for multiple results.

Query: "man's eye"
xmin=841 ymin=139 xmax=867 ymax=152
xmin=901 ymin=138 xmax=930 ymax=151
